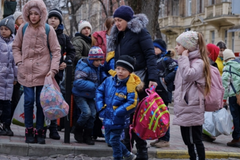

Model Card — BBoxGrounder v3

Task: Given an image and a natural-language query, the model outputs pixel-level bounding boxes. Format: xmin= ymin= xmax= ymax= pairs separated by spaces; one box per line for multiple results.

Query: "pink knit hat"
xmin=176 ymin=31 xmax=198 ymax=51
xmin=30 ymin=7 xmax=41 ymax=16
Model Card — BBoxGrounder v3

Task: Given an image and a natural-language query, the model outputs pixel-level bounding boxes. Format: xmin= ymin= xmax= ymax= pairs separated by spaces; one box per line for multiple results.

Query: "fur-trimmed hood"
xmin=108 ymin=14 xmax=149 ymax=51
xmin=22 ymin=0 xmax=48 ymax=26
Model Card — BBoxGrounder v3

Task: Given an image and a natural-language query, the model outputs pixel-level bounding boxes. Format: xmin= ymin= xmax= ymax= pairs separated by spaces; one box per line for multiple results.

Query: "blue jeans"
xmin=229 ymin=96 xmax=240 ymax=140
xmin=74 ymin=96 xmax=96 ymax=129
xmin=0 ymin=100 xmax=11 ymax=125
xmin=24 ymin=86 xmax=44 ymax=130
xmin=105 ymin=128 xmax=130 ymax=160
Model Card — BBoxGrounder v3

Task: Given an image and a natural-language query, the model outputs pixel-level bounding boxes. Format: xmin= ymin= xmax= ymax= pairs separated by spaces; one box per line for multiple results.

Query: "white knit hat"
xmin=13 ymin=11 xmax=22 ymax=22
xmin=176 ymin=31 xmax=199 ymax=51
xmin=78 ymin=20 xmax=92 ymax=33
xmin=223 ymin=49 xmax=235 ymax=61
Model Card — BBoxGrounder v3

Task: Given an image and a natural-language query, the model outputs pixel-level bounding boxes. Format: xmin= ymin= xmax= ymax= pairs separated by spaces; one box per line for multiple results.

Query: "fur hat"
xmin=48 ymin=8 xmax=63 ymax=24
xmin=78 ymin=20 xmax=92 ymax=33
xmin=113 ymin=5 xmax=134 ymax=22
xmin=176 ymin=31 xmax=198 ymax=51
xmin=13 ymin=11 xmax=22 ymax=22
xmin=0 ymin=15 xmax=15 ymax=34
xmin=153 ymin=39 xmax=167 ymax=53
xmin=88 ymin=46 xmax=104 ymax=60
xmin=116 ymin=55 xmax=135 ymax=73
xmin=223 ymin=49 xmax=235 ymax=61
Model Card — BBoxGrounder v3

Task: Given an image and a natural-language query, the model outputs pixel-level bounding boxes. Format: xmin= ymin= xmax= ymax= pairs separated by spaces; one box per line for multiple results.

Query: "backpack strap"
xmin=22 ymin=23 xmax=28 ymax=36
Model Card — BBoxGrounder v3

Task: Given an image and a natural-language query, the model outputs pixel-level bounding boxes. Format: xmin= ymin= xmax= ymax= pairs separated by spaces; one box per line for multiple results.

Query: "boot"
xmin=25 ymin=128 xmax=35 ymax=143
xmin=42 ymin=126 xmax=47 ymax=138
xmin=136 ymin=148 xmax=148 ymax=160
xmin=35 ymin=129 xmax=46 ymax=144
xmin=83 ymin=128 xmax=95 ymax=145
xmin=3 ymin=123 xmax=14 ymax=136
xmin=74 ymin=124 xmax=84 ymax=143
xmin=227 ymin=138 xmax=240 ymax=147
xmin=49 ymin=128 xmax=60 ymax=140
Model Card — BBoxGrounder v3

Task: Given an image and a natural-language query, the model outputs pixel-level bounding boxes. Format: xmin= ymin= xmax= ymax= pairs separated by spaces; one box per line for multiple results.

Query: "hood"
xmin=22 ymin=0 xmax=48 ymax=26
xmin=108 ymin=14 xmax=148 ymax=51
xmin=207 ymin=43 xmax=219 ymax=62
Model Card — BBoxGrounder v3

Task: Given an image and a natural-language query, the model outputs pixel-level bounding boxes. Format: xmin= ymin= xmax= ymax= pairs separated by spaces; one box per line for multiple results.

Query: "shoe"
xmin=150 ymin=139 xmax=160 ymax=147
xmin=107 ymin=143 xmax=112 ymax=147
xmin=35 ymin=129 xmax=46 ymax=144
xmin=227 ymin=138 xmax=240 ymax=147
xmin=124 ymin=152 xmax=136 ymax=160
xmin=25 ymin=128 xmax=35 ymax=143
xmin=83 ymin=128 xmax=95 ymax=145
xmin=0 ymin=125 xmax=7 ymax=136
xmin=202 ymin=133 xmax=216 ymax=142
xmin=49 ymin=129 xmax=60 ymax=140
xmin=74 ymin=124 xmax=84 ymax=143
xmin=2 ymin=124 xmax=13 ymax=136
xmin=136 ymin=148 xmax=148 ymax=160
xmin=155 ymin=140 xmax=170 ymax=148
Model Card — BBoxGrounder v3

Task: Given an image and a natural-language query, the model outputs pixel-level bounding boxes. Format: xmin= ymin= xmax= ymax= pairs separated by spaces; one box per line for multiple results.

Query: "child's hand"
xmin=182 ymin=50 xmax=189 ymax=56
xmin=59 ymin=62 xmax=67 ymax=70
xmin=46 ymin=71 xmax=55 ymax=78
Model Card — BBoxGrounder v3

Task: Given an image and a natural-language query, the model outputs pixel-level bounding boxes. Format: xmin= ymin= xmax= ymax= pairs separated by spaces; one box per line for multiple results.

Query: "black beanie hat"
xmin=48 ymin=8 xmax=63 ymax=24
xmin=153 ymin=39 xmax=167 ymax=53
xmin=116 ymin=55 xmax=135 ymax=73
xmin=113 ymin=5 xmax=134 ymax=22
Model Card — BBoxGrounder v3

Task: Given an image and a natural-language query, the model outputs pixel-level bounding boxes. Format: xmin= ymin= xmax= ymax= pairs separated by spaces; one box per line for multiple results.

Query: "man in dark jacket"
xmin=47 ymin=8 xmax=75 ymax=140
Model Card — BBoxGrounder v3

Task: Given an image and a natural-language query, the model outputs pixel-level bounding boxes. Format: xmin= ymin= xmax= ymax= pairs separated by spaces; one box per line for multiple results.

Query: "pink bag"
xmin=130 ymin=86 xmax=170 ymax=140
xmin=40 ymin=76 xmax=69 ymax=120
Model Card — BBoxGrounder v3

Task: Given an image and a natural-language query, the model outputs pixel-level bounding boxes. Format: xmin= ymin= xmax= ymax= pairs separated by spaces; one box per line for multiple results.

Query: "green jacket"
xmin=222 ymin=59 xmax=240 ymax=99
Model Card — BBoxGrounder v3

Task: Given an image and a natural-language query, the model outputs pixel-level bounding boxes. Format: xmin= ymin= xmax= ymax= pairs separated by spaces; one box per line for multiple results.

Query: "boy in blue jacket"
xmin=72 ymin=46 xmax=104 ymax=145
xmin=96 ymin=55 xmax=143 ymax=160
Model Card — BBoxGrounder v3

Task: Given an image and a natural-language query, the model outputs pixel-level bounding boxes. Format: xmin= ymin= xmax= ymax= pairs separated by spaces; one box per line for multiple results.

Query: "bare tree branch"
xmin=98 ymin=0 xmax=108 ymax=17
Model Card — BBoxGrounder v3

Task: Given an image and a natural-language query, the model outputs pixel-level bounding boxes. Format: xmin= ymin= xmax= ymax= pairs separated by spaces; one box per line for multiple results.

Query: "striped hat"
xmin=88 ymin=46 xmax=104 ymax=60
xmin=116 ymin=55 xmax=135 ymax=73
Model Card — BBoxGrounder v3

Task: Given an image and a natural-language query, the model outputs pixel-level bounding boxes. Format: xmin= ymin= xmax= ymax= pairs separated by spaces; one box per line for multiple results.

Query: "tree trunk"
xmin=128 ymin=0 xmax=141 ymax=14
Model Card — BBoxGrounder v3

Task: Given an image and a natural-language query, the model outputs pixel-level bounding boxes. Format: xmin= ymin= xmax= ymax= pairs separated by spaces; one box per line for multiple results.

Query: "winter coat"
xmin=12 ymin=0 xmax=61 ymax=87
xmin=222 ymin=59 xmax=240 ymax=99
xmin=173 ymin=50 xmax=205 ymax=127
xmin=71 ymin=33 xmax=91 ymax=68
xmin=92 ymin=30 xmax=107 ymax=60
xmin=108 ymin=14 xmax=158 ymax=83
xmin=72 ymin=58 xmax=101 ymax=99
xmin=95 ymin=70 xmax=141 ymax=130
xmin=156 ymin=54 xmax=178 ymax=104
xmin=102 ymin=51 xmax=115 ymax=78
xmin=54 ymin=24 xmax=75 ymax=82
xmin=0 ymin=35 xmax=17 ymax=100
xmin=215 ymin=57 xmax=224 ymax=76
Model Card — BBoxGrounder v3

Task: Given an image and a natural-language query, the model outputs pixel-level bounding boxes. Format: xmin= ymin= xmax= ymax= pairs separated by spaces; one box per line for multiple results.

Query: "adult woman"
xmin=108 ymin=5 xmax=158 ymax=160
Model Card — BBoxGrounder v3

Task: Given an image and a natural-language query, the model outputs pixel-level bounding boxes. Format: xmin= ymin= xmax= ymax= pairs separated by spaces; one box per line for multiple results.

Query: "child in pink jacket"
xmin=12 ymin=0 xmax=61 ymax=145
xmin=174 ymin=31 xmax=212 ymax=160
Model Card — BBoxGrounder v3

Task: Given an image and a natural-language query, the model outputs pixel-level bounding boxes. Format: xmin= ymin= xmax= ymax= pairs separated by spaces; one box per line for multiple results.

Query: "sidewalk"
xmin=0 ymin=110 xmax=239 ymax=159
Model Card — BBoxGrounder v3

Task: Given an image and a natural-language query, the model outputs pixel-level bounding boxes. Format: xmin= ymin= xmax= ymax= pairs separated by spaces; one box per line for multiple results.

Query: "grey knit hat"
xmin=13 ymin=11 xmax=22 ymax=22
xmin=0 ymin=15 xmax=15 ymax=34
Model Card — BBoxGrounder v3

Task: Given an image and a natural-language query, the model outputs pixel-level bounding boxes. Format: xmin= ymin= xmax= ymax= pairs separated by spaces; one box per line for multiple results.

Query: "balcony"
xmin=158 ymin=16 xmax=182 ymax=35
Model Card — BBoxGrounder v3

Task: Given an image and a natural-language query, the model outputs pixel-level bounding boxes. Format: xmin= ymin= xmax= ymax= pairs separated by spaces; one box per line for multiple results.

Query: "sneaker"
xmin=3 ymin=124 xmax=14 ymax=136
xmin=124 ymin=152 xmax=136 ymax=160
xmin=0 ymin=126 xmax=7 ymax=136
xmin=155 ymin=140 xmax=170 ymax=148
xmin=227 ymin=138 xmax=240 ymax=147
xmin=150 ymin=139 xmax=160 ymax=146
xmin=202 ymin=133 xmax=216 ymax=142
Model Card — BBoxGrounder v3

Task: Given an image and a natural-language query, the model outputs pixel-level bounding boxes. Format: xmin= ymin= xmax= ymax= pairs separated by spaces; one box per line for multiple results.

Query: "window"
xmin=232 ymin=32 xmax=235 ymax=52
xmin=173 ymin=0 xmax=179 ymax=16
xmin=197 ymin=0 xmax=204 ymax=14
xmin=187 ymin=0 xmax=192 ymax=16
xmin=224 ymin=30 xmax=228 ymax=45
xmin=159 ymin=0 xmax=165 ymax=17
xmin=208 ymin=0 xmax=215 ymax=5
xmin=211 ymin=31 xmax=215 ymax=44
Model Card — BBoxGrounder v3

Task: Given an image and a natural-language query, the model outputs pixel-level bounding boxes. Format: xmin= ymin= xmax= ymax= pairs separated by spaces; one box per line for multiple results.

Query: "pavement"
xmin=0 ymin=105 xmax=240 ymax=159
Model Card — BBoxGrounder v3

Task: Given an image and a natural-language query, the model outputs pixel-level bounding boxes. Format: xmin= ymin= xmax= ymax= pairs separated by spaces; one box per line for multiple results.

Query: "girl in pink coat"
xmin=174 ymin=31 xmax=211 ymax=160
xmin=12 ymin=0 xmax=61 ymax=144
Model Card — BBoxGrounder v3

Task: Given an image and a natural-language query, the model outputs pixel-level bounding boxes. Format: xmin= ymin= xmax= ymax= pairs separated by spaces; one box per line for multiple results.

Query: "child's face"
xmin=29 ymin=11 xmax=40 ymax=25
xmin=0 ymin=26 xmax=11 ymax=38
xmin=93 ymin=59 xmax=102 ymax=67
xmin=16 ymin=15 xmax=24 ymax=26
xmin=81 ymin=27 xmax=91 ymax=37
xmin=175 ymin=43 xmax=185 ymax=55
xmin=218 ymin=48 xmax=225 ymax=58
xmin=48 ymin=16 xmax=60 ymax=30
xmin=154 ymin=47 xmax=162 ymax=55
xmin=116 ymin=66 xmax=130 ymax=80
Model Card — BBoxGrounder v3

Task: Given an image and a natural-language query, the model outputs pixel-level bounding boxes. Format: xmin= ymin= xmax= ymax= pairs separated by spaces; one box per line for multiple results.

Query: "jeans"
xmin=181 ymin=125 xmax=205 ymax=160
xmin=0 ymin=100 xmax=11 ymax=125
xmin=24 ymin=86 xmax=44 ymax=130
xmin=105 ymin=128 xmax=130 ymax=160
xmin=74 ymin=96 xmax=96 ymax=129
xmin=229 ymin=96 xmax=240 ymax=140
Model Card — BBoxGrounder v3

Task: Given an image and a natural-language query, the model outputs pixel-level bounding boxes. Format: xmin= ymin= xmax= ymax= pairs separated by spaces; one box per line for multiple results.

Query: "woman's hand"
xmin=59 ymin=62 xmax=67 ymax=70
xmin=149 ymin=81 xmax=158 ymax=88
xmin=46 ymin=71 xmax=55 ymax=78
xmin=182 ymin=50 xmax=189 ymax=56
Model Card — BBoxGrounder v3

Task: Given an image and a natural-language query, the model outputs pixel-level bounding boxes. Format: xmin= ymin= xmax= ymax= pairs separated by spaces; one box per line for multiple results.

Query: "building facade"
xmin=159 ymin=0 xmax=240 ymax=55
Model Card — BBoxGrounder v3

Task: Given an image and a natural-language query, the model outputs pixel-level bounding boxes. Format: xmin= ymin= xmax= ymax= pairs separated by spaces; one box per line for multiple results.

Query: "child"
xmin=216 ymin=41 xmax=227 ymax=75
xmin=12 ymin=0 xmax=61 ymax=144
xmin=47 ymin=8 xmax=76 ymax=140
xmin=13 ymin=11 xmax=24 ymax=34
xmin=222 ymin=49 xmax=240 ymax=147
xmin=150 ymin=39 xmax=178 ymax=148
xmin=72 ymin=46 xmax=104 ymax=145
xmin=0 ymin=15 xmax=17 ymax=136
xmin=173 ymin=31 xmax=211 ymax=160
xmin=96 ymin=55 xmax=142 ymax=160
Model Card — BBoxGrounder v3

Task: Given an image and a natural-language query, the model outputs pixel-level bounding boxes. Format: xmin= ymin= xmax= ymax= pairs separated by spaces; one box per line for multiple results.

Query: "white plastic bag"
xmin=202 ymin=112 xmax=221 ymax=137
xmin=213 ymin=108 xmax=233 ymax=135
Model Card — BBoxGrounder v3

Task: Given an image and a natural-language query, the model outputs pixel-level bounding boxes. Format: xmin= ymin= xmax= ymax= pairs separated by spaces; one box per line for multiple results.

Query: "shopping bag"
xmin=202 ymin=112 xmax=221 ymax=137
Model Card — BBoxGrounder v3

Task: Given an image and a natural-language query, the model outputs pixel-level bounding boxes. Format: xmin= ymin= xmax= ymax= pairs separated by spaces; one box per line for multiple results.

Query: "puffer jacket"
xmin=222 ymin=59 xmax=240 ymax=99
xmin=0 ymin=35 xmax=17 ymax=100
xmin=215 ymin=57 xmax=224 ymax=76
xmin=12 ymin=0 xmax=61 ymax=87
xmin=95 ymin=70 xmax=141 ymax=129
xmin=108 ymin=14 xmax=157 ymax=83
xmin=173 ymin=50 xmax=205 ymax=127
xmin=72 ymin=58 xmax=101 ymax=99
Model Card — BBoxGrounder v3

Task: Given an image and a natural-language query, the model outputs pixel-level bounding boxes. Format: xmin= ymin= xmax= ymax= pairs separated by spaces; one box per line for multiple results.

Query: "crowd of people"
xmin=0 ymin=0 xmax=240 ymax=160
